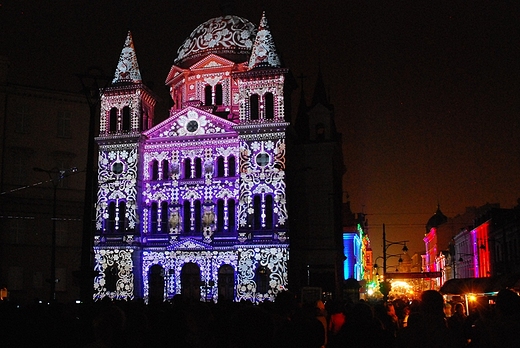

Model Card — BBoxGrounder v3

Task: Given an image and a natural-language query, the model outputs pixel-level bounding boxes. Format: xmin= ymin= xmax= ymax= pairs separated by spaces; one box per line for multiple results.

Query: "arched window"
xmin=218 ymin=265 xmax=234 ymax=302
xmin=109 ymin=108 xmax=118 ymax=132
xmin=215 ymin=84 xmax=223 ymax=105
xmin=151 ymin=202 xmax=158 ymax=233
xmin=161 ymin=202 xmax=169 ymax=233
xmin=204 ymin=85 xmax=212 ymax=106
xmin=255 ymin=266 xmax=270 ymax=294
xmin=183 ymin=201 xmax=191 ymax=234
xmin=181 ymin=263 xmax=201 ymax=301
xmin=228 ymin=199 xmax=236 ymax=232
xmin=250 ymin=94 xmax=259 ymax=120
xmin=265 ymin=92 xmax=274 ymax=120
xmin=184 ymin=158 xmax=191 ymax=179
xmin=265 ymin=195 xmax=273 ymax=229
xmin=107 ymin=201 xmax=116 ymax=233
xmin=195 ymin=158 xmax=202 ymax=178
xmin=217 ymin=156 xmax=225 ymax=177
xmin=151 ymin=160 xmax=159 ymax=181
xmin=253 ymin=196 xmax=261 ymax=230
xmin=148 ymin=265 xmax=164 ymax=305
xmin=105 ymin=265 xmax=118 ymax=293
xmin=118 ymin=201 xmax=126 ymax=231
xmin=217 ymin=199 xmax=224 ymax=232
xmin=162 ymin=159 xmax=169 ymax=180
xmin=194 ymin=200 xmax=201 ymax=233
xmin=315 ymin=123 xmax=325 ymax=141
xmin=228 ymin=156 xmax=236 ymax=177
xmin=122 ymin=106 xmax=131 ymax=131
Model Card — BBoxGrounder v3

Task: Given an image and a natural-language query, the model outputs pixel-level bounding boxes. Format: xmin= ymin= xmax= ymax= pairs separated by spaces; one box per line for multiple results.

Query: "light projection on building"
xmin=93 ymin=13 xmax=290 ymax=303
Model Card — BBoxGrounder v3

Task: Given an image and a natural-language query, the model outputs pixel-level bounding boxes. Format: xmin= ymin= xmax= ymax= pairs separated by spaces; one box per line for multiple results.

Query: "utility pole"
xmin=34 ymin=167 xmax=78 ymax=302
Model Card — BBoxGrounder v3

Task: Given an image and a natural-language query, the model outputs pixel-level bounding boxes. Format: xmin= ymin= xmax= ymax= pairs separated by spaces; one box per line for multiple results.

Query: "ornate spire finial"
xmin=248 ymin=12 xmax=281 ymax=70
xmin=112 ymin=31 xmax=142 ymax=84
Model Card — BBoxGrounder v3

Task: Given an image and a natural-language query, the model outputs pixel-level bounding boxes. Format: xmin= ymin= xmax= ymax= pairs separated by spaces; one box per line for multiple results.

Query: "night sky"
xmin=2 ymin=0 xmax=520 ymax=263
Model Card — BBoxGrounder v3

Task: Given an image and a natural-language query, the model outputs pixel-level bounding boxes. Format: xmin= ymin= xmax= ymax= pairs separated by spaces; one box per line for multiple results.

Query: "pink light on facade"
xmin=471 ymin=221 xmax=491 ymax=278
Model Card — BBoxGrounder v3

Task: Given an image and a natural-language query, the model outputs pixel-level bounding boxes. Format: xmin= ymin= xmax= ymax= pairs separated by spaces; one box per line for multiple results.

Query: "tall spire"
xmin=112 ymin=31 xmax=142 ymax=84
xmin=311 ymin=66 xmax=330 ymax=109
xmin=248 ymin=12 xmax=281 ymax=70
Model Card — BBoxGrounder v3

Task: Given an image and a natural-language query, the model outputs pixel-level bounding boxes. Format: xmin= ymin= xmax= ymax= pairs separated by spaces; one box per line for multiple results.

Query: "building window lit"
xmin=162 ymin=159 xmax=169 ymax=180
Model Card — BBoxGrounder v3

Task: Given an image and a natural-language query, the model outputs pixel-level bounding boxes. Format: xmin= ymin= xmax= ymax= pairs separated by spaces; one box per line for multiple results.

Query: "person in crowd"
xmin=395 ymin=290 xmax=465 ymax=348
xmin=468 ymin=288 xmax=520 ymax=348
xmin=327 ymin=301 xmax=394 ymax=348
xmin=447 ymin=302 xmax=468 ymax=347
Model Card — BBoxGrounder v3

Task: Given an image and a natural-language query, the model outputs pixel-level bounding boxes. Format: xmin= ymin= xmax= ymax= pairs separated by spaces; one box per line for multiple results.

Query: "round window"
xmin=255 ymin=153 xmax=270 ymax=167
xmin=186 ymin=120 xmax=199 ymax=132
xmin=112 ymin=162 xmax=124 ymax=174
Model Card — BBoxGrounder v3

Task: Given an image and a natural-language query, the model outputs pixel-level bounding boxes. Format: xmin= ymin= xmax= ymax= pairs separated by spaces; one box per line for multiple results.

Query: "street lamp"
xmin=382 ymin=223 xmax=409 ymax=280
xmin=34 ymin=167 xmax=77 ymax=302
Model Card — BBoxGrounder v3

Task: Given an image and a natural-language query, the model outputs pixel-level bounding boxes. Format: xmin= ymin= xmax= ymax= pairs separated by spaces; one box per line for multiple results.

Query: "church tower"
xmin=288 ymin=67 xmax=345 ymax=296
xmin=233 ymin=12 xmax=290 ymax=244
xmin=94 ymin=31 xmax=157 ymax=298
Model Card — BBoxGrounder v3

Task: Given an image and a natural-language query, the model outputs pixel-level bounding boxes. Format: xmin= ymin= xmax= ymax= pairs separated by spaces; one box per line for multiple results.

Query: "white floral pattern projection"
xmin=93 ymin=248 xmax=135 ymax=300
xmin=140 ymin=246 xmax=286 ymax=303
xmin=157 ymin=109 xmax=231 ymax=138
xmin=236 ymin=247 xmax=289 ymax=302
xmin=96 ymin=146 xmax=139 ymax=231
xmin=175 ymin=15 xmax=257 ymax=65
xmin=238 ymin=138 xmax=288 ymax=228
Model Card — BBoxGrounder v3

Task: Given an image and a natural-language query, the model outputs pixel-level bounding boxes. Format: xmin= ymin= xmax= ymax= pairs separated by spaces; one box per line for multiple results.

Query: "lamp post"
xmin=382 ymin=223 xmax=409 ymax=280
xmin=34 ymin=167 xmax=77 ymax=302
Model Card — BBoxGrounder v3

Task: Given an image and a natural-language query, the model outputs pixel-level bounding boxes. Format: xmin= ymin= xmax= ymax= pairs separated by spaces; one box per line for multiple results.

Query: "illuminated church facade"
xmin=93 ymin=13 xmax=290 ymax=303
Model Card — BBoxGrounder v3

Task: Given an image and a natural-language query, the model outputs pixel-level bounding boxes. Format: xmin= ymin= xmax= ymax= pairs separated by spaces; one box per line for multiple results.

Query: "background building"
xmin=287 ymin=69 xmax=346 ymax=297
xmin=0 ymin=56 xmax=90 ymax=304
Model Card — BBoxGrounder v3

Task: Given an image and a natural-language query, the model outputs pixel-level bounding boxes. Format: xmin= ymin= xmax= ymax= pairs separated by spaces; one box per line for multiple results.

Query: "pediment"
xmin=165 ymin=65 xmax=186 ymax=85
xmin=190 ymin=54 xmax=236 ymax=70
xmin=167 ymin=238 xmax=212 ymax=251
xmin=144 ymin=106 xmax=238 ymax=140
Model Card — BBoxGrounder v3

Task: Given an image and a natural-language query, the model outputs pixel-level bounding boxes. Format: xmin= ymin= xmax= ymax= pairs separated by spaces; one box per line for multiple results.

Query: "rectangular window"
xmin=33 ymin=272 xmax=44 ymax=289
xmin=57 ymin=110 xmax=71 ymax=138
xmin=8 ymin=266 xmax=23 ymax=291
xmin=12 ymin=154 xmax=27 ymax=185
xmin=55 ymin=268 xmax=67 ymax=292
xmin=15 ymin=105 xmax=30 ymax=133
xmin=9 ymin=218 xmax=27 ymax=244
xmin=55 ymin=220 xmax=68 ymax=246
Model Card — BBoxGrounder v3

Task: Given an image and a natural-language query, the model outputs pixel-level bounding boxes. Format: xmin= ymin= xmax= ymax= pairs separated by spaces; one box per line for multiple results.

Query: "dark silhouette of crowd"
xmin=1 ymin=288 xmax=520 ymax=348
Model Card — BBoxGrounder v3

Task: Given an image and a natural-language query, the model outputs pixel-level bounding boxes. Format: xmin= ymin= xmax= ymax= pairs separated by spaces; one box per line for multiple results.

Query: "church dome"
xmin=174 ymin=15 xmax=257 ymax=68
xmin=426 ymin=205 xmax=448 ymax=232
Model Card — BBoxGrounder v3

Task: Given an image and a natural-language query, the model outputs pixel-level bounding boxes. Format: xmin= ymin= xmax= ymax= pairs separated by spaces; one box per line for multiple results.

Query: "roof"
xmin=247 ymin=12 xmax=281 ymax=70
xmin=426 ymin=204 xmax=448 ymax=232
xmin=440 ymin=274 xmax=520 ymax=295
xmin=174 ymin=15 xmax=257 ymax=68
xmin=112 ymin=31 xmax=142 ymax=84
